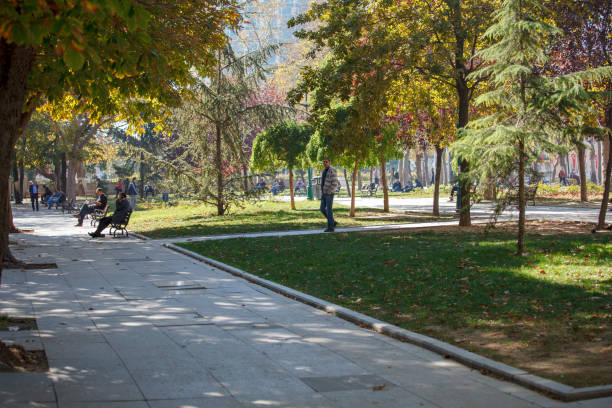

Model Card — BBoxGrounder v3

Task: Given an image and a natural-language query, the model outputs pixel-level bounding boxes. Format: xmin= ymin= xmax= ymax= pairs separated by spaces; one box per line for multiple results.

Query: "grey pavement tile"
xmin=148 ymin=397 xmax=242 ymax=408
xmin=576 ymin=397 xmax=612 ymax=408
xmin=2 ymin=403 xmax=57 ymax=408
xmin=237 ymin=392 xmax=331 ymax=408
xmin=50 ymin=362 xmax=143 ymax=403
xmin=321 ymin=387 xmax=439 ymax=408
xmin=92 ymin=312 xmax=211 ymax=328
xmin=398 ymin=377 xmax=542 ymax=408
xmin=60 ymin=402 xmax=148 ymax=408
xmin=129 ymin=367 xmax=228 ymax=400
xmin=300 ymin=374 xmax=393 ymax=393
xmin=44 ymin=341 xmax=118 ymax=363
xmin=36 ymin=316 xmax=98 ymax=333
xmin=0 ymin=373 xmax=56 ymax=402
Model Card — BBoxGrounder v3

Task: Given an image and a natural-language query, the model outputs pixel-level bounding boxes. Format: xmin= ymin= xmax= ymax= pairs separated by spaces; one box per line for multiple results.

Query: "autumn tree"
xmin=547 ymin=0 xmax=612 ymax=229
xmin=0 ymin=0 xmax=240 ymax=271
xmin=251 ymin=121 xmax=313 ymax=210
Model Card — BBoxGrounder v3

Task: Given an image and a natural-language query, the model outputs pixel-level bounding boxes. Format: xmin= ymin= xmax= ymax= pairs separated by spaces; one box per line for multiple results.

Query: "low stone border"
xmin=127 ymin=231 xmax=149 ymax=240
xmin=165 ymin=242 xmax=612 ymax=402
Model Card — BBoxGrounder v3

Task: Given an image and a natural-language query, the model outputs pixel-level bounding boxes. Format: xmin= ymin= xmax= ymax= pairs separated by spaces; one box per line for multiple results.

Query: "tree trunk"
xmin=598 ymin=138 xmax=604 ymax=185
xmin=442 ymin=149 xmax=448 ymax=185
xmin=66 ymin=159 xmax=78 ymax=201
xmin=343 ymin=168 xmax=351 ymax=197
xmin=242 ymin=165 xmax=249 ymax=191
xmin=139 ymin=152 xmax=145 ymax=198
xmin=423 ymin=147 xmax=429 ymax=186
xmin=433 ymin=145 xmax=443 ymax=216
xmin=215 ymin=122 xmax=224 ymax=216
xmin=18 ymin=160 xmax=24 ymax=203
xmin=369 ymin=167 xmax=373 ymax=184
xmin=60 ymin=153 xmax=67 ymax=192
xmin=357 ymin=169 xmax=362 ymax=190
xmin=517 ymin=139 xmax=526 ymax=255
xmin=405 ymin=149 xmax=412 ymax=183
xmin=350 ymin=156 xmax=359 ymax=217
xmin=577 ymin=142 xmax=587 ymax=202
xmin=596 ymin=107 xmax=612 ymax=230
xmin=415 ymin=152 xmax=422 ymax=184
xmin=589 ymin=140 xmax=598 ymax=184
xmin=289 ymin=169 xmax=295 ymax=210
xmin=0 ymin=41 xmax=37 ymax=276
xmin=380 ymin=150 xmax=389 ymax=212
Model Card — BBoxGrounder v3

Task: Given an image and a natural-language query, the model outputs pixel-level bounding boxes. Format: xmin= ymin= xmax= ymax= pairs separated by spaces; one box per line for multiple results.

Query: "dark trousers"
xmin=320 ymin=193 xmax=335 ymax=229
xmin=95 ymin=216 xmax=113 ymax=234
xmin=31 ymin=194 xmax=39 ymax=211
xmin=78 ymin=204 xmax=96 ymax=223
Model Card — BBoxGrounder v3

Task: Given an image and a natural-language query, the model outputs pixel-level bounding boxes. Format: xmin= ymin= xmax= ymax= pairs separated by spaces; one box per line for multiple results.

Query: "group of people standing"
xmin=114 ymin=177 xmax=141 ymax=209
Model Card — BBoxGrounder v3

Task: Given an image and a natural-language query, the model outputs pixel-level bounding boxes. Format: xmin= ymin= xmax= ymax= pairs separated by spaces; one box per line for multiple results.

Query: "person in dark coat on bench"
xmin=74 ymin=188 xmax=107 ymax=226
xmin=89 ymin=193 xmax=130 ymax=238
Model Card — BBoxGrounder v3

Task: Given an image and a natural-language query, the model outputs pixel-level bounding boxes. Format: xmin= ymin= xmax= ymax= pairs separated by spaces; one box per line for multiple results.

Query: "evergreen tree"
xmin=452 ymin=0 xmax=570 ymax=254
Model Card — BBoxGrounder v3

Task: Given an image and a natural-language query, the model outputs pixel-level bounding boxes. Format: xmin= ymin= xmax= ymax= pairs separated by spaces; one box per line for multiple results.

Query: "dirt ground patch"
xmin=0 ymin=317 xmax=48 ymax=373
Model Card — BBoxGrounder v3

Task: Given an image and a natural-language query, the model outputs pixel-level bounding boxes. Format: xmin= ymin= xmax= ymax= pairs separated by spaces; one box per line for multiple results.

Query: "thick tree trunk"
xmin=60 ymin=153 xmax=67 ymax=192
xmin=596 ymin=107 xmax=612 ymax=230
xmin=381 ymin=150 xmax=389 ymax=212
xmin=350 ymin=156 xmax=359 ymax=217
xmin=289 ymin=169 xmax=295 ymax=210
xmin=577 ymin=142 xmax=587 ymax=202
xmin=517 ymin=140 xmax=526 ymax=255
xmin=343 ymin=168 xmax=351 ymax=198
xmin=433 ymin=145 xmax=443 ymax=216
xmin=18 ymin=161 xmax=24 ymax=202
xmin=0 ymin=41 xmax=36 ymax=276
xmin=415 ymin=152 xmax=422 ymax=184
xmin=66 ymin=159 xmax=78 ymax=201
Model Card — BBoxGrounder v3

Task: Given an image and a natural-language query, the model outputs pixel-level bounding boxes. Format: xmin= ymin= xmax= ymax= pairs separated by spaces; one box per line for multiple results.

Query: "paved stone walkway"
xmin=1 ymin=207 xmax=611 ymax=407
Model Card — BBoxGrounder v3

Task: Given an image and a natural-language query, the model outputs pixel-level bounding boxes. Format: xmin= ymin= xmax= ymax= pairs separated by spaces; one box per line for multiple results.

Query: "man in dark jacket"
xmin=29 ymin=180 xmax=39 ymax=211
xmin=74 ymin=188 xmax=107 ymax=226
xmin=89 ymin=193 xmax=131 ymax=238
xmin=320 ymin=158 xmax=340 ymax=232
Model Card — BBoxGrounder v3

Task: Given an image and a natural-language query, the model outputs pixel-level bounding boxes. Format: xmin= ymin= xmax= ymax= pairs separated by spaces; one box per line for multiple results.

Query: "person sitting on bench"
xmin=74 ymin=188 xmax=107 ymax=226
xmin=89 ymin=193 xmax=130 ymax=238
xmin=47 ymin=190 xmax=65 ymax=209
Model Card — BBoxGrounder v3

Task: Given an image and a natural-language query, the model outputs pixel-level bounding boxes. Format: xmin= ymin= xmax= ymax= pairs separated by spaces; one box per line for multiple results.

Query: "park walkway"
xmin=1 ymin=207 xmax=611 ymax=408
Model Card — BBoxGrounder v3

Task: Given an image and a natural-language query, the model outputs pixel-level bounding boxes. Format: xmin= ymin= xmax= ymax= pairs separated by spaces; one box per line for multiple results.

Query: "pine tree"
xmin=452 ymin=0 xmax=566 ymax=255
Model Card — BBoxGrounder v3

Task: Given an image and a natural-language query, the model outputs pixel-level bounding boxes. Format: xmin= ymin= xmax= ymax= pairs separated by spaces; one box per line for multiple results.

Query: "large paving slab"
xmin=1 ymin=205 xmax=610 ymax=407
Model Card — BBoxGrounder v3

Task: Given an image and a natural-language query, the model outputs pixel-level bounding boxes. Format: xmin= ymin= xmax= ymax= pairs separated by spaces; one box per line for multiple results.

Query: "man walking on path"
xmin=28 ymin=180 xmax=39 ymax=211
xmin=127 ymin=177 xmax=138 ymax=210
xmin=320 ymin=158 xmax=340 ymax=232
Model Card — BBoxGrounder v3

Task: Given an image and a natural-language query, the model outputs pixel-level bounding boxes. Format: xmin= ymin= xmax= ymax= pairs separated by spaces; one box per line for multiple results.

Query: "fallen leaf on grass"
xmin=373 ymin=384 xmax=386 ymax=391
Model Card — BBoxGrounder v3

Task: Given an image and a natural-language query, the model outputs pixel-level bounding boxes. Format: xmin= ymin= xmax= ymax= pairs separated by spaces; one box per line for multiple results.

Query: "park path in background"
xmin=2 ymin=206 xmax=610 ymax=407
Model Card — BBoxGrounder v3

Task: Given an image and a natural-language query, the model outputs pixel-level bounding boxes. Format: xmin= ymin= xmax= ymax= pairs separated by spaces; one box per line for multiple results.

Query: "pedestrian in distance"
xmin=127 ymin=177 xmax=138 ymax=210
xmin=115 ymin=180 xmax=123 ymax=198
xmin=319 ymin=158 xmax=340 ymax=232
xmin=28 ymin=180 xmax=39 ymax=211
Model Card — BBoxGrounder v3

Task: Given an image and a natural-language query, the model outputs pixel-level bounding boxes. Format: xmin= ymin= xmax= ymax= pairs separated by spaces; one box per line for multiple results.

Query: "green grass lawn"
xmin=177 ymin=222 xmax=612 ymax=387
xmin=129 ymin=200 xmax=452 ymax=239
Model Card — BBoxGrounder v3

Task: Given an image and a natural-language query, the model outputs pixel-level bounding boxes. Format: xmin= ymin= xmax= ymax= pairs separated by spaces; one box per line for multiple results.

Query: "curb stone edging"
xmin=128 ymin=231 xmax=149 ymax=240
xmin=164 ymin=242 xmax=612 ymax=402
